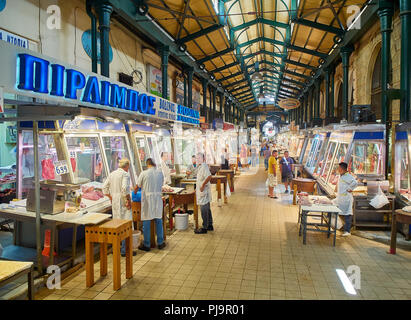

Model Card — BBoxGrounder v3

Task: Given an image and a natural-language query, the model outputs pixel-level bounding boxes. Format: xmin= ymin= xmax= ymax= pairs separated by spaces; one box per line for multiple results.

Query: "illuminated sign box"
xmin=0 ymin=41 xmax=199 ymax=125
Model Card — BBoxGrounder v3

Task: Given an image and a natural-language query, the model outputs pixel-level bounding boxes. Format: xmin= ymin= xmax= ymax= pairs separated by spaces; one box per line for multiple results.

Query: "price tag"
xmin=54 ymin=161 xmax=69 ymax=176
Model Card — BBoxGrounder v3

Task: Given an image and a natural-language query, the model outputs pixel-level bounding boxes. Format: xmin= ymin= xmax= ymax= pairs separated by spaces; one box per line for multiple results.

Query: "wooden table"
xmin=218 ymin=169 xmax=235 ymax=192
xmin=299 ymin=205 xmax=342 ymax=246
xmin=0 ymin=261 xmax=34 ymax=300
xmin=389 ymin=209 xmax=411 ymax=254
xmin=210 ymin=175 xmax=228 ymax=206
xmin=209 ymin=165 xmax=221 ymax=175
xmin=292 ymin=178 xmax=317 ymax=205
xmin=85 ymin=219 xmax=133 ymax=291
xmin=0 ymin=204 xmax=110 ymax=271
xmin=165 ymin=190 xmax=198 ymax=231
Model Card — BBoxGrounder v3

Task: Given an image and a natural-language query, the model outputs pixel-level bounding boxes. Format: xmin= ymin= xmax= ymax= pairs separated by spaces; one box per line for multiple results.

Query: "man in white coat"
xmin=103 ymin=158 xmax=135 ymax=256
xmin=136 ymin=158 xmax=165 ymax=251
xmin=194 ymin=153 xmax=213 ymax=234
xmin=335 ymin=162 xmax=358 ymax=237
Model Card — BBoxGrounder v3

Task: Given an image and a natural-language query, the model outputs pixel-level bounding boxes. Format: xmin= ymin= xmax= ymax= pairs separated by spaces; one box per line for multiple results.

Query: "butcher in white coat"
xmin=136 ymin=158 xmax=166 ymax=251
xmin=103 ymin=158 xmax=134 ymax=256
xmin=335 ymin=162 xmax=358 ymax=237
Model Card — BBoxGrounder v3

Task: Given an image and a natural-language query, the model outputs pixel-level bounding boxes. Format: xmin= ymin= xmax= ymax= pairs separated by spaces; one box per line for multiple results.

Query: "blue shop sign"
xmin=14 ymin=53 xmax=199 ymax=125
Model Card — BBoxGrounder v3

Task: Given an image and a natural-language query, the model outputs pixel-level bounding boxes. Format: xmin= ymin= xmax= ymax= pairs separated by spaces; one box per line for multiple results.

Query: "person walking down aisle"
xmin=334 ymin=162 xmax=358 ymax=237
xmin=103 ymin=158 xmax=136 ymax=257
xmin=267 ymin=150 xmax=279 ymax=199
xmin=279 ymin=151 xmax=295 ymax=194
xmin=136 ymin=158 xmax=166 ymax=251
xmin=194 ymin=153 xmax=213 ymax=234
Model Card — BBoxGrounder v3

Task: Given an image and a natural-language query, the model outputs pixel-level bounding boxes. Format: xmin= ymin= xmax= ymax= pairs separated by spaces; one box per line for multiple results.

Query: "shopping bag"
xmin=226 ymin=182 xmax=231 ymax=198
xmin=369 ymin=185 xmax=389 ymax=209
xmin=265 ymin=178 xmax=270 ymax=188
xmin=329 ymin=213 xmax=344 ymax=230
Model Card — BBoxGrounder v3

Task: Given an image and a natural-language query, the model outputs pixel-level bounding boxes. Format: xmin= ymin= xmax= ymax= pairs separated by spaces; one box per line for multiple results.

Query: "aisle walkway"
xmin=36 ymin=164 xmax=411 ymax=300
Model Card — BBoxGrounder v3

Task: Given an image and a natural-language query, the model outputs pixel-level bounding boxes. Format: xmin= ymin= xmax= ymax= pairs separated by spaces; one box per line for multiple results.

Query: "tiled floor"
xmin=36 ymin=163 xmax=411 ymax=300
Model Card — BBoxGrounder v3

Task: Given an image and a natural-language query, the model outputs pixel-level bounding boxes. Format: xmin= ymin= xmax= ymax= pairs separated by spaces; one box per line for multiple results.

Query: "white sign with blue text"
xmin=0 ymin=41 xmax=199 ymax=125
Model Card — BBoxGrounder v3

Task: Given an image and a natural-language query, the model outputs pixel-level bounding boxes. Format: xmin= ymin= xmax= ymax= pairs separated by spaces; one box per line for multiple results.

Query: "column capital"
xmin=340 ymin=44 xmax=354 ymax=55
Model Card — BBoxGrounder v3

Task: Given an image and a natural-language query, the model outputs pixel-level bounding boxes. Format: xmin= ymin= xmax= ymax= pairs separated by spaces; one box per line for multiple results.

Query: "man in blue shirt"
xmin=279 ymin=151 xmax=295 ymax=193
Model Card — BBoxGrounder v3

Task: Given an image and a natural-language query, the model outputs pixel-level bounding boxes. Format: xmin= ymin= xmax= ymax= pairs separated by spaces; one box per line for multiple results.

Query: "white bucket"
xmin=133 ymin=231 xmax=141 ymax=249
xmin=175 ymin=213 xmax=189 ymax=230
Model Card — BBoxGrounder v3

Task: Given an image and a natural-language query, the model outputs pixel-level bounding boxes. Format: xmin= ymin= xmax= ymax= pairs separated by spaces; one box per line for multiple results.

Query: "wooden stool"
xmin=85 ymin=219 xmax=133 ymax=291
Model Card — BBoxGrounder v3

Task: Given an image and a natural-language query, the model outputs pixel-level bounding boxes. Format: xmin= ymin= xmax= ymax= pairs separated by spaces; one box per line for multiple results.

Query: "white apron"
xmin=137 ymin=168 xmax=164 ymax=221
xmin=335 ymin=173 xmax=358 ymax=215
xmin=102 ymin=168 xmax=132 ymax=220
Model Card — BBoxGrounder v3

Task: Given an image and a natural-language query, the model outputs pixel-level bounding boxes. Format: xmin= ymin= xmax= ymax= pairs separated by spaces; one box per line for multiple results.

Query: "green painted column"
xmin=330 ymin=68 xmax=335 ymax=117
xmin=324 ymin=68 xmax=330 ymax=118
xmin=314 ymin=81 xmax=320 ymax=119
xmin=340 ymin=45 xmax=354 ymax=121
xmin=400 ymin=0 xmax=411 ymax=121
xmin=304 ymin=93 xmax=308 ymax=124
xmin=97 ymin=3 xmax=113 ymax=77
xmin=208 ymin=86 xmax=213 ymax=123
xmin=219 ymin=92 xmax=224 ymax=118
xmin=378 ymin=1 xmax=394 ymax=123
xmin=212 ymin=86 xmax=217 ymax=122
xmin=161 ymin=46 xmax=170 ymax=99
xmin=86 ymin=0 xmax=98 ymax=73
xmin=183 ymin=73 xmax=187 ymax=107
xmin=202 ymin=78 xmax=208 ymax=122
xmin=187 ymin=67 xmax=193 ymax=108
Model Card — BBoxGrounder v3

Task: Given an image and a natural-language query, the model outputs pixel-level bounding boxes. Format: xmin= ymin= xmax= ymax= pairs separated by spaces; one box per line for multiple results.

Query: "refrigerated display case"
xmin=305 ymin=133 xmax=327 ymax=175
xmin=395 ymin=125 xmax=411 ymax=204
xmin=317 ymin=130 xmax=353 ymax=195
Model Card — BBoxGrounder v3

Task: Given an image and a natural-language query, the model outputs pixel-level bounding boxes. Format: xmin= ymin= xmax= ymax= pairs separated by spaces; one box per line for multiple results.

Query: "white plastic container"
xmin=175 ymin=213 xmax=189 ymax=230
xmin=132 ymin=230 xmax=141 ymax=249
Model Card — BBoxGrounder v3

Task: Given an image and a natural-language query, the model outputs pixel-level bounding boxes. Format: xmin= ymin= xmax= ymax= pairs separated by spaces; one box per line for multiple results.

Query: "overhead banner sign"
xmin=0 ymin=41 xmax=199 ymax=125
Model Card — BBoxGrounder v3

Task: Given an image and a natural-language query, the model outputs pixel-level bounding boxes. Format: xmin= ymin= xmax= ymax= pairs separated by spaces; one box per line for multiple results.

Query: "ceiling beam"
xmin=291 ymin=18 xmax=345 ymax=35
xmin=176 ymin=24 xmax=225 ymax=44
xmin=243 ymin=49 xmax=285 ymax=60
xmin=211 ymin=61 xmax=240 ymax=74
xmin=197 ymin=47 xmax=234 ymax=64
xmin=218 ymin=71 xmax=243 ymax=82
xmin=237 ymin=37 xmax=286 ymax=49
xmin=230 ymin=17 xmax=289 ymax=33
xmin=286 ymin=44 xmax=328 ymax=59
xmin=284 ymin=58 xmax=317 ymax=70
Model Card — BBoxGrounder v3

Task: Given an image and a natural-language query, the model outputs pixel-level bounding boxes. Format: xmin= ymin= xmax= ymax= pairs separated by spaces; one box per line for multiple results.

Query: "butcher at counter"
xmin=103 ymin=158 xmax=135 ymax=257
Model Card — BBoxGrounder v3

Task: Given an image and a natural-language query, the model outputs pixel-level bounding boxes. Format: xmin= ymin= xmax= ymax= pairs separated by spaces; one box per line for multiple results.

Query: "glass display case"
xmin=134 ymin=135 xmax=152 ymax=172
xmin=19 ymin=131 xmax=68 ymax=197
xmin=65 ymin=134 xmax=107 ymax=186
xmin=349 ymin=141 xmax=384 ymax=176
xmin=305 ymin=134 xmax=325 ymax=174
xmin=301 ymin=136 xmax=313 ymax=165
xmin=395 ymin=129 xmax=411 ymax=203
xmin=317 ymin=130 xmax=353 ymax=195
xmin=296 ymin=137 xmax=305 ymax=162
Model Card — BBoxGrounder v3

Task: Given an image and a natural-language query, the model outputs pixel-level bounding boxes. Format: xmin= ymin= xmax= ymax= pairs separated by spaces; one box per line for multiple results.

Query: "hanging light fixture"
xmin=251 ymin=61 xmax=263 ymax=81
